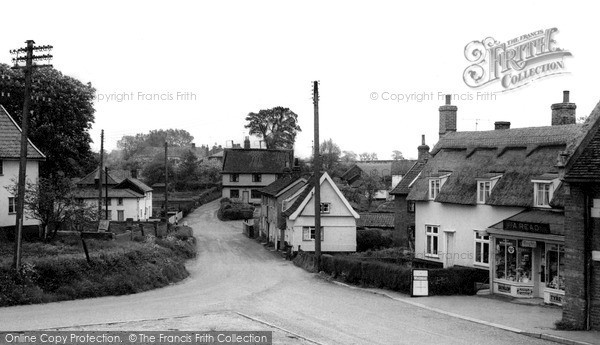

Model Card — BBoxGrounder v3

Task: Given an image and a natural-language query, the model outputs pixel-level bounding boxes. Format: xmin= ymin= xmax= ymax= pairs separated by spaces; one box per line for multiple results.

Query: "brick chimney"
xmin=417 ymin=135 xmax=430 ymax=162
xmin=131 ymin=169 xmax=138 ymax=179
xmin=551 ymin=90 xmax=576 ymax=126
xmin=494 ymin=121 xmax=511 ymax=130
xmin=243 ymin=136 xmax=250 ymax=149
xmin=439 ymin=94 xmax=457 ymax=138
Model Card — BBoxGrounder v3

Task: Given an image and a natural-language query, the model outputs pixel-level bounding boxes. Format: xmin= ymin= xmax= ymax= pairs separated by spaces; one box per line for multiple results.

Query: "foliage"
xmin=391 ymin=150 xmax=405 ymax=160
xmin=319 ymin=138 xmax=341 ymax=173
xmin=357 ymin=174 xmax=384 ymax=209
xmin=116 ymin=129 xmax=195 ymax=160
xmin=359 ymin=152 xmax=378 ymax=161
xmin=356 ymin=229 xmax=395 ymax=252
xmin=198 ymin=159 xmax=222 ymax=184
xmin=217 ymin=199 xmax=255 ymax=221
xmin=341 ymin=151 xmax=357 ymax=163
xmin=244 ymin=106 xmax=301 ymax=149
xmin=141 ymin=154 xmax=176 ymax=187
xmin=0 ymin=64 xmax=97 ymax=177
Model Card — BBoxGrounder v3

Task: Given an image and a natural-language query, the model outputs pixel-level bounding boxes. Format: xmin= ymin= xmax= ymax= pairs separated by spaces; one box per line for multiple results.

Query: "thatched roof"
xmin=407 ymin=124 xmax=586 ymax=208
xmin=221 ymin=148 xmax=293 ymax=174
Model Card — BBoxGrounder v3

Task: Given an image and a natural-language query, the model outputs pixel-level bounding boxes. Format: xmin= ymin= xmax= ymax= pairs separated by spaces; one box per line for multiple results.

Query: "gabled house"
xmin=282 ymin=172 xmax=359 ymax=253
xmin=258 ymin=172 xmax=307 ymax=249
xmin=73 ymin=168 xmax=153 ymax=221
xmin=389 ymin=135 xmax=430 ymax=248
xmin=221 ymin=140 xmax=293 ymax=204
xmin=407 ymin=92 xmax=588 ymax=304
xmin=0 ymin=105 xmax=45 ymax=231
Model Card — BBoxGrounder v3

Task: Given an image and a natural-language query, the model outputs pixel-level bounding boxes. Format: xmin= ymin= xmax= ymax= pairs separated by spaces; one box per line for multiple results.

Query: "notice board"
xmin=412 ymin=269 xmax=429 ymax=297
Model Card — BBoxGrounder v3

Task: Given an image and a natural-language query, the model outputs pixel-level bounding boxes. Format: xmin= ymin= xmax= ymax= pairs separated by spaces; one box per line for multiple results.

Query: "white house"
xmin=221 ymin=139 xmax=293 ymax=204
xmin=74 ymin=168 xmax=153 ymax=221
xmin=406 ymin=92 xmax=587 ymax=304
xmin=0 ymin=105 xmax=45 ymax=231
xmin=282 ymin=172 xmax=359 ymax=253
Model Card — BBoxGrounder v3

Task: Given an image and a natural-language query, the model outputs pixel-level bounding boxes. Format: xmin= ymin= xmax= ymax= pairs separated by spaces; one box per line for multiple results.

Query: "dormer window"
xmin=477 ymin=181 xmax=491 ymax=203
xmin=534 ymin=182 xmax=552 ymax=207
xmin=429 ymin=179 xmax=440 ymax=200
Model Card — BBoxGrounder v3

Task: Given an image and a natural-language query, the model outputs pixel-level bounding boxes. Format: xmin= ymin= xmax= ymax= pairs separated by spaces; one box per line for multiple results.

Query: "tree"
xmin=141 ymin=154 xmax=175 ymax=187
xmin=0 ymin=64 xmax=97 ymax=178
xmin=341 ymin=151 xmax=357 ymax=163
xmin=319 ymin=139 xmax=341 ymax=173
xmin=175 ymin=150 xmax=199 ymax=190
xmin=392 ymin=150 xmax=405 ymax=160
xmin=357 ymin=174 xmax=384 ymax=210
xmin=359 ymin=152 xmax=378 ymax=161
xmin=198 ymin=159 xmax=222 ymax=184
xmin=244 ymin=106 xmax=301 ymax=149
xmin=145 ymin=129 xmax=194 ymax=147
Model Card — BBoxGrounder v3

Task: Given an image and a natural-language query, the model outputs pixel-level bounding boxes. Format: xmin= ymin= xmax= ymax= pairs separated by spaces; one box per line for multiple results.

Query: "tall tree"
xmin=244 ymin=106 xmax=301 ymax=149
xmin=0 ymin=64 xmax=97 ymax=177
xmin=341 ymin=151 xmax=358 ymax=163
xmin=391 ymin=150 xmax=405 ymax=160
xmin=359 ymin=152 xmax=378 ymax=161
xmin=319 ymin=139 xmax=341 ymax=172
xmin=141 ymin=154 xmax=175 ymax=187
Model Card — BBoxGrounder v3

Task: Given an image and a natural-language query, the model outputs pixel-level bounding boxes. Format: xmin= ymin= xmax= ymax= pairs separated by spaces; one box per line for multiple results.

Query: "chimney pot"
xmin=551 ymin=90 xmax=576 ymax=126
xmin=494 ymin=121 xmax=511 ymax=130
xmin=417 ymin=135 xmax=430 ymax=162
xmin=563 ymin=90 xmax=569 ymax=103
xmin=421 ymin=134 xmax=425 ymax=145
xmin=439 ymin=97 xmax=458 ymax=138
xmin=445 ymin=94 xmax=451 ymax=105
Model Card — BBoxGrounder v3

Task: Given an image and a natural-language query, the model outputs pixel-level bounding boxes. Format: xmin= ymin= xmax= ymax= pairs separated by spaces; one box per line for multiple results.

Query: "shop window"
xmin=302 ymin=226 xmax=324 ymax=241
xmin=495 ymin=239 xmax=532 ymax=283
xmin=534 ymin=182 xmax=552 ymax=207
xmin=477 ymin=181 xmax=491 ymax=204
xmin=230 ymin=189 xmax=240 ymax=199
xmin=429 ymin=179 xmax=440 ymax=200
xmin=425 ymin=225 xmax=439 ymax=257
xmin=474 ymin=232 xmax=489 ymax=266
xmin=546 ymin=244 xmax=565 ymax=291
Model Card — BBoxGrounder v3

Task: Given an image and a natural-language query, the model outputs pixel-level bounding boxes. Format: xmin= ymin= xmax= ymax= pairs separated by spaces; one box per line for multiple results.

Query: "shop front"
xmin=486 ymin=210 xmax=565 ymax=305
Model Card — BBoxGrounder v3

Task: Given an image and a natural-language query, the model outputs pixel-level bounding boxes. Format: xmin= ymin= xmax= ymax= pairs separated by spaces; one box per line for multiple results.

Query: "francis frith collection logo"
xmin=463 ymin=28 xmax=572 ymax=91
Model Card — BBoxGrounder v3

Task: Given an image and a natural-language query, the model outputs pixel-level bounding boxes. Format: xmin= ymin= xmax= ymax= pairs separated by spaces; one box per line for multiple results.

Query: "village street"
xmin=0 ymin=201 xmax=554 ymax=345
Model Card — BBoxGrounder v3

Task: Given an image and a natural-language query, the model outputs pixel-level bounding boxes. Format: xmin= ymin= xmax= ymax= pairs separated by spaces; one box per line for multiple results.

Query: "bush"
xmin=217 ymin=200 xmax=255 ymax=221
xmin=356 ymin=229 xmax=394 ymax=252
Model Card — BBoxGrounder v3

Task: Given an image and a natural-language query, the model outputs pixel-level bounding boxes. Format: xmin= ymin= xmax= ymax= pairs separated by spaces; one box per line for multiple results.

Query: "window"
xmin=320 ymin=203 xmax=331 ymax=214
xmin=229 ymin=174 xmax=239 ymax=182
xmin=230 ymin=189 xmax=240 ymax=199
xmin=534 ymin=183 xmax=552 ymax=207
xmin=474 ymin=232 xmax=490 ymax=266
xmin=429 ymin=179 xmax=440 ymax=200
xmin=117 ymin=210 xmax=124 ymax=221
xmin=251 ymin=189 xmax=261 ymax=199
xmin=425 ymin=225 xmax=439 ymax=256
xmin=407 ymin=201 xmax=415 ymax=213
xmin=546 ymin=244 xmax=565 ymax=291
xmin=495 ymin=239 xmax=532 ymax=283
xmin=302 ymin=226 xmax=324 ymax=241
xmin=252 ymin=174 xmax=262 ymax=182
xmin=477 ymin=181 xmax=491 ymax=204
xmin=8 ymin=197 xmax=16 ymax=214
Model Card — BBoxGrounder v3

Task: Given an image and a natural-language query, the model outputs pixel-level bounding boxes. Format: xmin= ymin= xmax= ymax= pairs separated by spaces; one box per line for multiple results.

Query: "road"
xmin=0 ymin=200 xmax=553 ymax=345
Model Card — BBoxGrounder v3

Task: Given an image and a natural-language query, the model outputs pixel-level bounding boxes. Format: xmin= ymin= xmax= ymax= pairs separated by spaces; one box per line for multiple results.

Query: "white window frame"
xmin=429 ymin=179 xmax=440 ymax=200
xmin=474 ymin=231 xmax=490 ymax=266
xmin=425 ymin=225 xmax=439 ymax=257
xmin=302 ymin=226 xmax=324 ymax=241
xmin=8 ymin=197 xmax=16 ymax=214
xmin=252 ymin=173 xmax=262 ymax=182
xmin=320 ymin=202 xmax=331 ymax=214
xmin=534 ymin=182 xmax=552 ymax=208
xmin=477 ymin=181 xmax=491 ymax=204
xmin=229 ymin=174 xmax=239 ymax=182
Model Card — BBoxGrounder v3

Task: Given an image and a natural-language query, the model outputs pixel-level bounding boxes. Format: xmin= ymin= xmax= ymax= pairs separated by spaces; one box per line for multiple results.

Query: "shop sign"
xmin=521 ymin=240 xmax=537 ymax=248
xmin=550 ymin=293 xmax=564 ymax=304
xmin=517 ymin=288 xmax=533 ymax=296
xmin=412 ymin=269 xmax=429 ymax=297
xmin=504 ymin=220 xmax=550 ymax=234
xmin=497 ymin=283 xmax=511 ymax=293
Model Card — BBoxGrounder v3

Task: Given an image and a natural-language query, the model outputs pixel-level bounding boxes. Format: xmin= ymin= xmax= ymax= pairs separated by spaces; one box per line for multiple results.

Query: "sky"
xmin=0 ymin=1 xmax=597 ymax=160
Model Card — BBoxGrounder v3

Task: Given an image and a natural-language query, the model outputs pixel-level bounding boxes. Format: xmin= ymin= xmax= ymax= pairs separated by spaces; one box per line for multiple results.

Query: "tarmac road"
xmin=0 ymin=200 xmax=554 ymax=345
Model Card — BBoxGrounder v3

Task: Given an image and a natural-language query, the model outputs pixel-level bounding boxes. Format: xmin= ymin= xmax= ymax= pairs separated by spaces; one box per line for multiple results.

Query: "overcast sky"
xmin=1 ymin=1 xmax=597 ymax=160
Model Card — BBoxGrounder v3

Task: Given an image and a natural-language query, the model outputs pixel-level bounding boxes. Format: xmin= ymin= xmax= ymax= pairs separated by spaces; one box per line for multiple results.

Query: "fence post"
xmin=139 ymin=223 xmax=145 ymax=236
xmin=154 ymin=222 xmax=158 ymax=237
xmin=80 ymin=234 xmax=91 ymax=264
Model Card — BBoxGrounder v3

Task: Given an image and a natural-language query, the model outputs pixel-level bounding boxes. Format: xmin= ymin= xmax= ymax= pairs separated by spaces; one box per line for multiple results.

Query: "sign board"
xmin=521 ymin=240 xmax=537 ymax=248
xmin=550 ymin=293 xmax=564 ymax=304
xmin=411 ymin=269 xmax=429 ymax=297
xmin=503 ymin=220 xmax=550 ymax=234
xmin=517 ymin=287 xmax=533 ymax=296
xmin=98 ymin=220 xmax=110 ymax=232
xmin=497 ymin=283 xmax=511 ymax=293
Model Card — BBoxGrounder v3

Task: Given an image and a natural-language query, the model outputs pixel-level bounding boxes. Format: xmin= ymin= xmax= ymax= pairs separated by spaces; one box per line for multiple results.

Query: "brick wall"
xmin=393 ymin=195 xmax=414 ymax=248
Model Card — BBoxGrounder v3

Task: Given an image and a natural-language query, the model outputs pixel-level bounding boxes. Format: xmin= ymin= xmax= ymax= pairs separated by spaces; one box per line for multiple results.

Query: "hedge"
xmin=356 ymin=229 xmax=394 ymax=252
xmin=217 ymin=199 xmax=255 ymax=221
xmin=295 ymin=252 xmax=484 ymax=296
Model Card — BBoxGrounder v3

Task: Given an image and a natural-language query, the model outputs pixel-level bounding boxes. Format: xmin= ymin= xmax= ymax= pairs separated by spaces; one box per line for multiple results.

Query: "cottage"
xmin=0 ymin=105 xmax=45 ymax=232
xmin=258 ymin=171 xmax=307 ymax=248
xmin=407 ymin=92 xmax=588 ymax=304
xmin=221 ymin=139 xmax=293 ymax=204
xmin=560 ymin=100 xmax=600 ymax=330
xmin=282 ymin=172 xmax=359 ymax=253
xmin=74 ymin=168 xmax=153 ymax=221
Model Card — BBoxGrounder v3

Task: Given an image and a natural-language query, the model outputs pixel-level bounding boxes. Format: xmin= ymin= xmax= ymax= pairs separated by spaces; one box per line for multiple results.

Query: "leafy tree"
xmin=319 ymin=139 xmax=341 ymax=173
xmin=198 ymin=159 xmax=222 ymax=184
xmin=141 ymin=154 xmax=175 ymax=187
xmin=244 ymin=106 xmax=301 ymax=149
xmin=358 ymin=174 xmax=384 ymax=210
xmin=145 ymin=129 xmax=194 ymax=147
xmin=0 ymin=64 xmax=97 ymax=178
xmin=341 ymin=151 xmax=358 ymax=163
xmin=175 ymin=150 xmax=199 ymax=190
xmin=392 ymin=150 xmax=405 ymax=160
xmin=359 ymin=152 xmax=378 ymax=161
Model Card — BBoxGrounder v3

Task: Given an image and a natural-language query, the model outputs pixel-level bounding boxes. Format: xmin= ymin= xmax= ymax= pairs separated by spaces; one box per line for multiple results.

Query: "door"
xmin=117 ymin=210 xmax=124 ymax=221
xmin=535 ymin=245 xmax=546 ymax=298
xmin=242 ymin=191 xmax=249 ymax=203
xmin=445 ymin=232 xmax=455 ymax=267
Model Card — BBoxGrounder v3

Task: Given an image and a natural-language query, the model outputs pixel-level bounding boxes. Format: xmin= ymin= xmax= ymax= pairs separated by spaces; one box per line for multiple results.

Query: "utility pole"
xmin=98 ymin=129 xmax=104 ymax=218
xmin=9 ymin=40 xmax=53 ymax=271
xmin=312 ymin=81 xmax=321 ymax=268
xmin=164 ymin=142 xmax=169 ymax=230
xmin=105 ymin=167 xmax=109 ymax=220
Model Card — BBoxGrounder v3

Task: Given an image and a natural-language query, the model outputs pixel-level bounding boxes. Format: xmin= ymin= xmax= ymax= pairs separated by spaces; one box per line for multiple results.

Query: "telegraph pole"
xmin=105 ymin=167 xmax=109 ymax=219
xmin=164 ymin=142 xmax=169 ymax=230
xmin=312 ymin=81 xmax=321 ymax=268
xmin=98 ymin=129 xmax=104 ymax=218
xmin=10 ymin=40 xmax=53 ymax=270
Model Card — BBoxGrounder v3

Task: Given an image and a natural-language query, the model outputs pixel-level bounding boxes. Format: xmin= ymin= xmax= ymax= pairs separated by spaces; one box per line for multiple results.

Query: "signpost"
xmin=411 ymin=269 xmax=429 ymax=297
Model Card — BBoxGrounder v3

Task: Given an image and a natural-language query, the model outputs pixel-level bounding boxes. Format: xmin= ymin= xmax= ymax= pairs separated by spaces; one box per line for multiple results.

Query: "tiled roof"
xmin=221 ymin=148 xmax=292 ymax=174
xmin=565 ymin=101 xmax=600 ymax=180
xmin=407 ymin=124 xmax=586 ymax=207
xmin=390 ymin=161 xmax=425 ymax=195
xmin=258 ymin=175 xmax=305 ymax=197
xmin=73 ymin=188 xmax=144 ymax=199
xmin=0 ymin=105 xmax=45 ymax=160
xmin=282 ymin=179 xmax=314 ymax=218
xmin=114 ymin=178 xmax=153 ymax=193
xmin=375 ymin=200 xmax=396 ymax=213
xmin=357 ymin=212 xmax=395 ymax=229
xmin=76 ymin=168 xmax=119 ymax=186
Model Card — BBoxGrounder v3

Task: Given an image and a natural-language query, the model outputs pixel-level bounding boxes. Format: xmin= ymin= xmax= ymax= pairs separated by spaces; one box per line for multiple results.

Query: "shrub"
xmin=356 ymin=229 xmax=394 ymax=252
